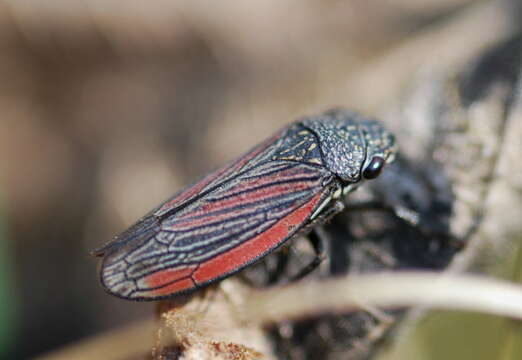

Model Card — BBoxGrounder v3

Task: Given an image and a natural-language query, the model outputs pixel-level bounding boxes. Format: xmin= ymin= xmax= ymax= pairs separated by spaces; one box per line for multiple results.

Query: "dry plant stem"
xmin=155 ymin=284 xmax=275 ymax=360
xmin=37 ymin=286 xmax=273 ymax=360
xmin=242 ymin=271 xmax=522 ymax=326
xmin=34 ymin=319 xmax=159 ymax=360
xmin=35 ymin=270 xmax=522 ymax=360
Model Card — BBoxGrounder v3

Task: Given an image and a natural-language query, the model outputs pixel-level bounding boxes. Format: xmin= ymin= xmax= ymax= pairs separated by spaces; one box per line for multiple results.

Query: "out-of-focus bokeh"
xmin=1 ymin=1 xmax=521 ymax=359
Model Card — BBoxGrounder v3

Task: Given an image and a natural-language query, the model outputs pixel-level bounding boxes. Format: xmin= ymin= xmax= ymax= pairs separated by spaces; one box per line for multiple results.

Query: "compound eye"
xmin=362 ymin=156 xmax=385 ymax=179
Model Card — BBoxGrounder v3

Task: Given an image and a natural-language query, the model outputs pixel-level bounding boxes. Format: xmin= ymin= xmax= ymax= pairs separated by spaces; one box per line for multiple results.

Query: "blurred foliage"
xmin=379 ymin=237 xmax=522 ymax=360
xmin=0 ymin=190 xmax=16 ymax=359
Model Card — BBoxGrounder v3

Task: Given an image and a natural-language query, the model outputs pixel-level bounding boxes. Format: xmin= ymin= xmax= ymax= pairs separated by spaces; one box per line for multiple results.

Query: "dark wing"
xmin=96 ymin=123 xmax=335 ymax=300
xmin=98 ymin=164 xmax=333 ymax=300
xmin=93 ymin=131 xmax=281 ymax=257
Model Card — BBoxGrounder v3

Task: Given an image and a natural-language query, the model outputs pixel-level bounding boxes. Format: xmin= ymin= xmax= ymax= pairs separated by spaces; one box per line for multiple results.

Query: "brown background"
xmin=0 ymin=1 xmax=519 ymax=359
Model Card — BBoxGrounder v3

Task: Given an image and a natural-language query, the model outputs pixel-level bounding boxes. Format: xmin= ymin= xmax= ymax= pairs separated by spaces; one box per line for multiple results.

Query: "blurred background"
xmin=1 ymin=1 xmax=521 ymax=359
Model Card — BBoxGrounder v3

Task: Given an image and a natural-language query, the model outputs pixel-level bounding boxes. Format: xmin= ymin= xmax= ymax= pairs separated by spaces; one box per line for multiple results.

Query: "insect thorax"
xmin=271 ymin=124 xmax=324 ymax=166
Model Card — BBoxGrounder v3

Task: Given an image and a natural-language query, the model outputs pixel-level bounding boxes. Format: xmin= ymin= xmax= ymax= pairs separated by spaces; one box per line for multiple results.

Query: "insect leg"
xmin=287 ymin=199 xmax=346 ymax=282
xmin=266 ymin=248 xmax=291 ymax=285
xmin=289 ymin=228 xmax=327 ymax=282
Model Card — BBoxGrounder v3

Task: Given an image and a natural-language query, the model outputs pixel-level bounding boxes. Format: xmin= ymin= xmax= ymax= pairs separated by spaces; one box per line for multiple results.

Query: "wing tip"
xmin=90 ymin=215 xmax=159 ymax=257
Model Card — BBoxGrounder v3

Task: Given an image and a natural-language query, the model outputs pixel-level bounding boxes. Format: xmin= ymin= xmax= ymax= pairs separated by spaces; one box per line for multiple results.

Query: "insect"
xmin=93 ymin=109 xmax=397 ymax=301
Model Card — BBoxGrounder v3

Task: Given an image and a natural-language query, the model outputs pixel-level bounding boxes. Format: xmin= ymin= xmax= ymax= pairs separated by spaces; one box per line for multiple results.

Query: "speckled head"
xmin=301 ymin=109 xmax=396 ymax=182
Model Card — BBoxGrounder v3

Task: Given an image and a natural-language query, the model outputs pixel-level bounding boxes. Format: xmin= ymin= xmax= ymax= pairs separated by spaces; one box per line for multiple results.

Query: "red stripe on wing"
xmin=100 ymin=161 xmax=328 ymax=300
xmin=156 ymin=133 xmax=281 ymax=216
xmin=142 ymin=265 xmax=198 ymax=297
xmin=169 ymin=181 xmax=317 ymax=230
xmin=142 ymin=191 xmax=323 ymax=297
xmin=192 ymin=191 xmax=323 ymax=285
xmin=145 ymin=278 xmax=195 ymax=297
